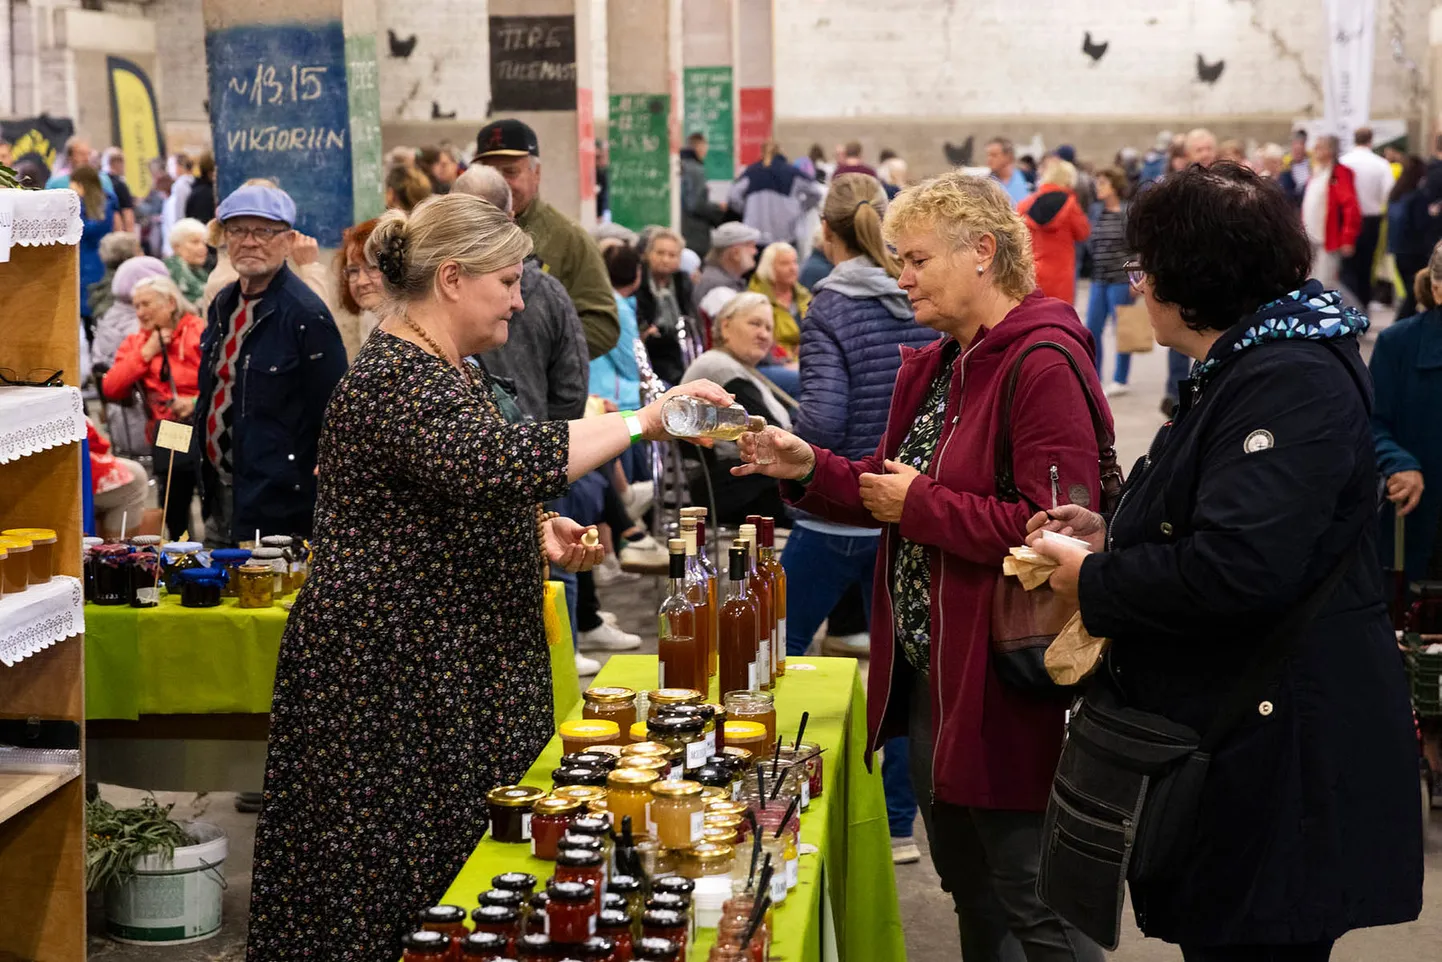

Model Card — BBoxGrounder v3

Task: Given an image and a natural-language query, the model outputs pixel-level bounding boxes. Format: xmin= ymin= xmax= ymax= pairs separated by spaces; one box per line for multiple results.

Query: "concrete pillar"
xmin=1430 ymin=6 xmax=1442 ymax=156
xmin=606 ymin=0 xmax=683 ymax=231
xmin=202 ymin=0 xmax=383 ymax=246
xmin=487 ymin=0 xmax=597 ymax=229
xmin=735 ymin=0 xmax=773 ymax=167
xmin=682 ymin=0 xmax=738 ymax=184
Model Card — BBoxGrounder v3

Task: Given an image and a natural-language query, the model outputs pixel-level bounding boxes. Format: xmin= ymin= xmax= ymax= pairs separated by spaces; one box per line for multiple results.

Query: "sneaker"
xmin=821 ymin=633 xmax=870 ymax=657
xmin=892 ymin=840 xmax=922 ymax=865
xmin=1102 ymin=381 xmax=1130 ymax=398
xmin=622 ymin=481 xmax=655 ymax=521
xmin=579 ymin=620 xmax=643 ymax=652
xmin=600 ymin=610 xmax=619 ymax=626
xmin=619 ymin=533 xmax=670 ymax=568
xmin=575 ymin=652 xmax=603 ymax=676
xmin=593 ymin=555 xmax=641 ymax=586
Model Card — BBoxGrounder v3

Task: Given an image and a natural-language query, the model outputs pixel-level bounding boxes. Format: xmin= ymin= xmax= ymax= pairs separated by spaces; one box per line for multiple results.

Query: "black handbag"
xmin=1036 ymin=541 xmax=1359 ymax=949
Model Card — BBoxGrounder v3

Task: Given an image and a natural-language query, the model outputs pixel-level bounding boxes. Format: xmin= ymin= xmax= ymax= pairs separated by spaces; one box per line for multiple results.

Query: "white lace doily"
xmin=0 ymin=386 xmax=86 ymax=465
xmin=0 ymin=188 xmax=83 ymax=263
xmin=0 ymin=577 xmax=84 ymax=667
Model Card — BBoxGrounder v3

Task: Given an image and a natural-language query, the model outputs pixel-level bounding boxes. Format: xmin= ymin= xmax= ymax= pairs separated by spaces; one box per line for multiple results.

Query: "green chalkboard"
xmin=608 ymin=93 xmax=671 ymax=231
xmin=345 ymin=32 xmax=384 ymax=224
xmin=683 ymin=66 xmax=734 ymax=181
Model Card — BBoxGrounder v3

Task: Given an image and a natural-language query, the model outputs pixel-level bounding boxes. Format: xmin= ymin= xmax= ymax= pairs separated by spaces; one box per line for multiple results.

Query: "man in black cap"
xmin=476 ymin=119 xmax=619 ymax=359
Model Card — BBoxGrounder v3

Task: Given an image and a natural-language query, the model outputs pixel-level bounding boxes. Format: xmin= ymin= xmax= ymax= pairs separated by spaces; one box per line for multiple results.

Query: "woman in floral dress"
xmin=246 ymin=194 xmax=731 ymax=962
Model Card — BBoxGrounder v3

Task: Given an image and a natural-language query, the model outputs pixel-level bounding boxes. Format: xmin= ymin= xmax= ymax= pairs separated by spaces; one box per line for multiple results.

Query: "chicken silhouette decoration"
xmin=388 ymin=29 xmax=418 ymax=59
xmin=1082 ymin=32 xmax=1109 ymax=62
xmin=431 ymin=102 xmax=457 ymax=121
xmin=1196 ymin=53 xmax=1225 ymax=84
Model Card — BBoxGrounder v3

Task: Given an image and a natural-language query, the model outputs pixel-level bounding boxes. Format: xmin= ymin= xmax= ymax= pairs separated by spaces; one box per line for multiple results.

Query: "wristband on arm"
xmin=618 ymin=410 xmax=644 ymax=444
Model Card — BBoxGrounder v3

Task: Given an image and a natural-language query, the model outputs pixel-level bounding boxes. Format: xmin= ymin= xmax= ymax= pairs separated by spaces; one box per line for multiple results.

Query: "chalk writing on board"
xmin=489 ymin=16 xmax=577 ymax=112
xmin=227 ymin=65 xmax=329 ymax=106
xmin=683 ymin=66 xmax=734 ymax=181
xmin=609 ymin=93 xmax=671 ymax=230
xmin=346 ymin=33 xmax=384 ymax=224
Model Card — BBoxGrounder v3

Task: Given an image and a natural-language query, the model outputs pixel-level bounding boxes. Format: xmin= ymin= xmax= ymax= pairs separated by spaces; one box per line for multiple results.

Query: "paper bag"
xmin=1114 ymin=302 xmax=1154 ymax=354
xmin=1044 ymin=612 xmax=1109 ymax=685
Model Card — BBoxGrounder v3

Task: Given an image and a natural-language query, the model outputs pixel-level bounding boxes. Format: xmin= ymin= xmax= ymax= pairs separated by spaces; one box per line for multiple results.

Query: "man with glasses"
xmin=193 ymin=184 xmax=347 ymax=551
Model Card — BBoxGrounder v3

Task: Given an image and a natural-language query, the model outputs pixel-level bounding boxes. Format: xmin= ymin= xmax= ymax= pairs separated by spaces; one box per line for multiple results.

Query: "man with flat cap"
xmin=476 ymin=119 xmax=619 ymax=359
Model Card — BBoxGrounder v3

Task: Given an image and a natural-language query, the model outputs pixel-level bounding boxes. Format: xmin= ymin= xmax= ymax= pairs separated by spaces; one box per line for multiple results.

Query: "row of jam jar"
xmin=0 ymin=527 xmax=59 ymax=597
xmin=83 ymin=535 xmax=309 ymax=607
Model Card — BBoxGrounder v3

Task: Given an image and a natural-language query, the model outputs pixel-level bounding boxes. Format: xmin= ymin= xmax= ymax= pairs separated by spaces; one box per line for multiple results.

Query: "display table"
xmin=84 ymin=581 xmax=581 ymax=790
xmin=440 ymin=655 xmax=905 ymax=962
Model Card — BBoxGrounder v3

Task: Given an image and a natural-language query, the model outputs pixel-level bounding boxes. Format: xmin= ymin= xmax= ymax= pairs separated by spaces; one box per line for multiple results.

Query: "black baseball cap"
xmin=476 ymin=119 xmax=540 ymax=159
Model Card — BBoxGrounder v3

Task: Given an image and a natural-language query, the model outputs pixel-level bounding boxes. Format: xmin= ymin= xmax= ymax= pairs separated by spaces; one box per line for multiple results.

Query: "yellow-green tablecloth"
xmin=85 ymin=581 xmax=581 ymax=723
xmin=439 ymin=655 xmax=905 ymax=962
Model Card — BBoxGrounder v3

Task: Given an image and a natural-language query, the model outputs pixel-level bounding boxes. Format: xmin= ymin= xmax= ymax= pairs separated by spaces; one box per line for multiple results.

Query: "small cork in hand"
xmin=582 ymin=528 xmax=600 ymax=547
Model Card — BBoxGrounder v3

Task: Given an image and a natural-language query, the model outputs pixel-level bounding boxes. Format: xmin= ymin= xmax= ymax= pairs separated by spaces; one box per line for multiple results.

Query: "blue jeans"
xmin=1084 ymin=281 xmax=1133 ymax=385
xmin=757 ymin=360 xmax=800 ymax=399
xmin=882 ymin=735 xmax=918 ymax=839
xmin=1167 ymin=349 xmax=1191 ymax=402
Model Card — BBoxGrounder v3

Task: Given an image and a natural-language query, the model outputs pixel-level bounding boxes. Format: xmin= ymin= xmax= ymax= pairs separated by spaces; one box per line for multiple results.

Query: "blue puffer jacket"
xmin=794 ymin=256 xmax=940 ymax=459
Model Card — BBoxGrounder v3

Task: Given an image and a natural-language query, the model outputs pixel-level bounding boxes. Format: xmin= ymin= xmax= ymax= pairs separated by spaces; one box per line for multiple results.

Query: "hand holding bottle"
xmin=732 ymin=426 xmax=816 ymax=481
xmin=639 ymin=380 xmax=735 ymax=440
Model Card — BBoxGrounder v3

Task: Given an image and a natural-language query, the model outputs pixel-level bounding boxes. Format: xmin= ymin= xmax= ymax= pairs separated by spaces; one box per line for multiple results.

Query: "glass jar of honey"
xmin=486 ymin=785 xmax=546 ymax=843
xmin=248 ymin=547 xmax=287 ymax=595
xmin=676 ymin=840 xmax=735 ymax=880
xmin=2 ymin=528 xmax=56 ymax=583
xmin=0 ymin=543 xmax=16 ymax=598
xmin=401 ymin=930 xmax=451 ymax=960
xmin=706 ymin=799 xmax=749 ymax=819
xmin=629 ymin=721 xmax=650 ymax=744
xmin=0 ymin=536 xmax=35 ymax=596
xmin=289 ymin=534 xmax=312 ymax=590
xmin=210 ymin=548 xmax=252 ymax=598
xmin=703 ymin=822 xmax=742 ymax=846
xmin=529 ymin=795 xmax=583 ymax=861
xmin=583 ymin=686 xmax=638 ymax=734
xmin=723 ymin=721 xmax=768 ymax=759
xmin=723 ymin=692 xmax=776 ymax=755
xmin=647 ymin=688 xmax=705 ymax=722
xmin=648 ymin=716 xmax=708 ymax=773
xmin=649 ymin=780 xmax=705 ymax=849
xmin=236 ymin=563 xmax=276 ymax=608
xmin=559 ymin=719 xmax=622 ymax=755
xmin=605 ymin=768 xmax=658 ymax=834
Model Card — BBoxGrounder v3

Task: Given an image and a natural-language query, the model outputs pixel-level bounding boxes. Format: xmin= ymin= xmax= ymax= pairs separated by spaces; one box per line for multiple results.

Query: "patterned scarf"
xmin=1191 ymin=279 xmax=1369 ymax=384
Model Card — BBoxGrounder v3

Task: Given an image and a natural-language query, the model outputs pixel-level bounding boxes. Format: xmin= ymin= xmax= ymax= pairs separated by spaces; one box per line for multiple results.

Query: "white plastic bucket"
xmin=103 ymin=820 xmax=228 ymax=945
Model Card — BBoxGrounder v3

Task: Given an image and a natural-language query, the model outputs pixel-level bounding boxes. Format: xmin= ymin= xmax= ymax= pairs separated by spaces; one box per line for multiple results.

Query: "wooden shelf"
xmin=0 ymin=770 xmax=80 ymax=827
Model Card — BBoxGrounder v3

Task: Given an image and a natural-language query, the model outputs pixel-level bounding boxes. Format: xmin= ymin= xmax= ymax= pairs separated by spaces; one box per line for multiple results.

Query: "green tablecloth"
xmin=85 ymin=581 xmax=582 ymax=723
xmin=439 ymin=655 xmax=905 ymax=962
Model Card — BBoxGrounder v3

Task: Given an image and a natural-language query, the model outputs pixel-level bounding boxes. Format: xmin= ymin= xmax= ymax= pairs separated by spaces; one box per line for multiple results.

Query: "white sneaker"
xmin=892 ymin=840 xmax=922 ymax=865
xmin=622 ymin=481 xmax=655 ymax=521
xmin=579 ymin=620 xmax=643 ymax=652
xmin=1102 ymin=381 xmax=1131 ymax=398
xmin=593 ymin=555 xmax=641 ymax=586
xmin=619 ymin=533 xmax=669 ymax=568
xmin=575 ymin=652 xmax=603 ymax=676
xmin=600 ymin=610 xmax=619 ymax=626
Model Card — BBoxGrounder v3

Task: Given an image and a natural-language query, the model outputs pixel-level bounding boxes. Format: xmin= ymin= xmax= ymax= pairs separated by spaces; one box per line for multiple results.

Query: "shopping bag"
xmin=1114 ymin=302 xmax=1154 ymax=354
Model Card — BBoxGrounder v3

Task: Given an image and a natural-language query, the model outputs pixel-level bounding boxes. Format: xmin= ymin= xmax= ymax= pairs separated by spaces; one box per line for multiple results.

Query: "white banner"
xmin=1324 ymin=0 xmax=1377 ymax=148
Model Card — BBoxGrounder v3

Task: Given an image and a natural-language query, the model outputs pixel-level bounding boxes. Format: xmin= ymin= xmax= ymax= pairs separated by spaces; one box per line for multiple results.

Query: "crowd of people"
xmin=15 ymin=112 xmax=1438 ymax=962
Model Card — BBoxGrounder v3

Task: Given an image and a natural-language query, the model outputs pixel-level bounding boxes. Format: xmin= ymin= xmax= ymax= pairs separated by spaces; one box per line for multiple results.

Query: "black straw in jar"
xmin=746 ymin=810 xmax=762 ymax=888
xmin=771 ymin=740 xmax=783 ymax=778
xmin=756 ymin=763 xmax=768 ymax=808
xmin=794 ymin=710 xmax=810 ymax=751
xmin=743 ymin=894 xmax=773 ymax=950
xmin=774 ymin=794 xmax=802 ymax=838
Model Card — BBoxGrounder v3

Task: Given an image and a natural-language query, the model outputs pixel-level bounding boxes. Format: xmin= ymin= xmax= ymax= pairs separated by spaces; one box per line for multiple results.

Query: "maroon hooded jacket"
xmin=785 ymin=291 xmax=1110 ymax=811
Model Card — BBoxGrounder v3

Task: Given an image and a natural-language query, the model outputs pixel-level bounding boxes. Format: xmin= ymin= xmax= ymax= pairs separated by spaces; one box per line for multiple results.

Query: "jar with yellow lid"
xmin=558 ymin=719 xmax=622 ymax=755
xmin=551 ymin=785 xmax=607 ymax=807
xmin=583 ymin=687 xmax=638 ymax=735
xmin=2 ymin=528 xmax=56 ymax=583
xmin=676 ymin=841 xmax=735 ymax=879
xmin=606 ymin=768 xmax=658 ymax=833
xmin=700 ymin=785 xmax=730 ymax=803
xmin=646 ymin=688 xmax=704 ymax=721
xmin=237 ymin=563 xmax=276 ymax=608
xmin=723 ymin=691 xmax=776 ymax=755
xmin=0 ymin=544 xmax=9 ymax=599
xmin=0 ymin=537 xmax=33 ymax=595
xmin=629 ymin=721 xmax=650 ymax=744
xmin=529 ymin=795 xmax=584 ymax=861
xmin=649 ymin=780 xmax=705 ymax=849
xmin=723 ymin=721 xmax=768 ymax=758
xmin=485 ymin=785 xmax=546 ymax=843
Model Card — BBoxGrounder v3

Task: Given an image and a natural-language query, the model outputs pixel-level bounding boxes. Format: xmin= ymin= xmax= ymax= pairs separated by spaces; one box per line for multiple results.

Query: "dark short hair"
xmin=687 ymin=132 xmax=706 ymax=147
xmin=1353 ymin=126 xmax=1373 ymax=146
xmin=1127 ymin=162 xmax=1310 ymax=332
xmin=987 ymin=137 xmax=1015 ymax=158
xmin=844 ymin=141 xmax=863 ymax=158
xmin=604 ymin=243 xmax=641 ymax=289
xmin=1097 ymin=166 xmax=1129 ymax=199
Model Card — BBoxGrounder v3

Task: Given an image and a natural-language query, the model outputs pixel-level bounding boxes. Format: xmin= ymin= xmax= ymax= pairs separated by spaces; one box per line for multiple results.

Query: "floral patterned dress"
xmin=246 ymin=332 xmax=569 ymax=961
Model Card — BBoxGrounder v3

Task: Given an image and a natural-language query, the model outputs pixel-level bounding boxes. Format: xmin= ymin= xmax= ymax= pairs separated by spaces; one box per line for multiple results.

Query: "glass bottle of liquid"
xmin=661 ymin=397 xmax=767 ymax=440
xmin=759 ymin=516 xmax=787 ymax=678
xmin=678 ymin=518 xmax=713 ymax=687
xmin=745 ymin=515 xmax=779 ymax=684
xmin=718 ymin=545 xmax=760 ymax=695
xmin=659 ymin=539 xmax=704 ymax=692
xmin=737 ymin=527 xmax=772 ymax=689
xmin=683 ymin=508 xmax=721 ymax=679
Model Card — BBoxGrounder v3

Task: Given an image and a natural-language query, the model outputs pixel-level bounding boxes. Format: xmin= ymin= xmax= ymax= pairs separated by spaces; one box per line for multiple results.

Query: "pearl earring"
xmin=976 ymin=264 xmax=985 ymax=274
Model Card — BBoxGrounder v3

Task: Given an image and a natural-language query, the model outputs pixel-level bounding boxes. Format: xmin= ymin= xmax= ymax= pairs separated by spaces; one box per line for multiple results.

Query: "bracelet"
xmin=618 ymin=410 xmax=645 ymax=444
xmin=798 ymin=462 xmax=816 ymax=486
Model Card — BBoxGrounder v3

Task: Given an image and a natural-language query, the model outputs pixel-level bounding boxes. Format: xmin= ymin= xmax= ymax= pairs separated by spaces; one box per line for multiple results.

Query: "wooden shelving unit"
xmin=0 ymin=206 xmax=87 ymax=961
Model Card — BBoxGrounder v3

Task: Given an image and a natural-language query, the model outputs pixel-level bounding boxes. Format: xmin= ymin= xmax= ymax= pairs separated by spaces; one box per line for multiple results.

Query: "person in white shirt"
xmin=160 ymin=152 xmax=195 ymax=257
xmin=1339 ymin=126 xmax=1395 ymax=306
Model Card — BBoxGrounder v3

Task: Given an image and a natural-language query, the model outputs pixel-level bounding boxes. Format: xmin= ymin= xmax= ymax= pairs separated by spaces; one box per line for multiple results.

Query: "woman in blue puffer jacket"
xmin=784 ymin=173 xmax=939 ymax=860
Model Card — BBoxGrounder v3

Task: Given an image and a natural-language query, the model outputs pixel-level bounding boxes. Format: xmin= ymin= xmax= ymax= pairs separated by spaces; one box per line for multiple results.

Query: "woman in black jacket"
xmin=1030 ymin=163 xmax=1422 ymax=961
xmin=1387 ymin=154 xmax=1431 ymax=320
xmin=635 ymin=228 xmax=697 ymax=385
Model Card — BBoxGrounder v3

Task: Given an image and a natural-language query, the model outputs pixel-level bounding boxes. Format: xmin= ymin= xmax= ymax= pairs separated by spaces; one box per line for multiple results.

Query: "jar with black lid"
xmin=516 ymin=931 xmax=554 ymax=959
xmin=647 ymin=716 xmax=708 ymax=772
xmin=561 ymin=751 xmax=619 ymax=771
xmin=632 ymin=935 xmax=680 ymax=961
xmin=652 ymin=876 xmax=695 ymax=900
xmin=479 ymin=888 xmax=526 ymax=912
xmin=459 ymin=930 xmax=509 ymax=957
xmin=471 ymin=904 xmax=521 ymax=947
xmin=545 ymin=880 xmax=598 ymax=944
xmin=552 ymin=765 xmax=609 ymax=788
xmin=492 ymin=871 xmax=538 ymax=899
xmin=401 ymin=930 xmax=451 ymax=960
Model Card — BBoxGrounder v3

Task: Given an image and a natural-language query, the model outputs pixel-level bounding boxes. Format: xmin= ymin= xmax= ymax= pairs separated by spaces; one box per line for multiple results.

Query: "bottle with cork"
xmin=718 ymin=544 xmax=760 ymax=694
xmin=658 ymin=539 xmax=704 ymax=692
xmin=678 ymin=516 xmax=714 ymax=685
xmin=755 ymin=515 xmax=787 ymax=677
xmin=681 ymin=507 xmax=720 ymax=678
xmin=736 ymin=524 xmax=773 ymax=689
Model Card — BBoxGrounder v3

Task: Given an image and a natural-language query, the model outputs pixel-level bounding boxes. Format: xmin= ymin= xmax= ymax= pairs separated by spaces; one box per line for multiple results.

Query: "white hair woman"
xmin=100 ymin=273 xmax=204 ymax=539
xmin=244 ymin=192 xmax=731 ymax=962
xmin=165 ymin=216 xmax=211 ymax=305
xmin=1019 ymin=157 xmax=1091 ymax=301
xmin=745 ymin=241 xmax=809 ymax=398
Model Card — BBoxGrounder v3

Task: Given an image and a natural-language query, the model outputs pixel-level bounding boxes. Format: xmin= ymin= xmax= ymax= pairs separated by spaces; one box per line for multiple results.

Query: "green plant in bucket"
xmin=86 ymin=796 xmax=197 ymax=892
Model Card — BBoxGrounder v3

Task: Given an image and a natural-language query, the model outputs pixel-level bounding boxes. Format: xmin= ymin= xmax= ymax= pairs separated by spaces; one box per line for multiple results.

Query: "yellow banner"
xmin=107 ymin=57 xmax=164 ymax=196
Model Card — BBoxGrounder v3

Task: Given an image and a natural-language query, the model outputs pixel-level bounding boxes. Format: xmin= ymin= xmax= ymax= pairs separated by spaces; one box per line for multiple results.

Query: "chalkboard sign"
xmin=206 ymin=22 xmax=353 ymax=247
xmin=490 ymin=16 xmax=577 ymax=112
xmin=608 ymin=93 xmax=671 ymax=231
xmin=683 ymin=66 xmax=734 ymax=181
xmin=345 ymin=33 xmax=384 ymax=224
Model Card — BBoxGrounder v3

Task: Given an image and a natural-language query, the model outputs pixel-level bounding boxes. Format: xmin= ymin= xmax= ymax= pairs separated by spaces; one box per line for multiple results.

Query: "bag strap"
xmin=993 ymin=340 xmax=1116 ymax=505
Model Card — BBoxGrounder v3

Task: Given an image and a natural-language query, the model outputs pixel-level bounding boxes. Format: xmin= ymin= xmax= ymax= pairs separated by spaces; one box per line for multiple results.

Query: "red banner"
xmin=576 ymin=87 xmax=596 ymax=202
xmin=738 ymin=87 xmax=773 ymax=166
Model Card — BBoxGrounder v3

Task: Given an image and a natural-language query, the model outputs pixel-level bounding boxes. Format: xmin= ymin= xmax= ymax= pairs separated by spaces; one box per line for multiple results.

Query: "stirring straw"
xmin=756 ymin=763 xmax=768 ymax=808
xmin=771 ymin=740 xmax=783 ymax=778
xmin=769 ymin=764 xmax=787 ymax=801
xmin=794 ymin=711 xmax=810 ymax=751
xmin=774 ymin=794 xmax=802 ymax=838
xmin=743 ymin=894 xmax=773 ymax=950
xmin=746 ymin=813 xmax=763 ymax=890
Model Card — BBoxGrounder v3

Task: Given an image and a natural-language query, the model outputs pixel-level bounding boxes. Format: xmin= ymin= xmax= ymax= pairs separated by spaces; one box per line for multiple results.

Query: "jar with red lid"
xmin=459 ymin=930 xmax=509 ymax=958
xmin=545 ymin=880 xmax=598 ymax=943
xmin=471 ymin=904 xmax=521 ymax=952
xmin=531 ymin=796 xmax=585 ymax=860
xmin=596 ymin=909 xmax=633 ymax=961
xmin=632 ymin=936 xmax=680 ymax=962
xmin=402 ymin=930 xmax=452 ymax=961
xmin=517 ymin=932 xmax=555 ymax=959
xmin=639 ymin=910 xmax=687 ymax=959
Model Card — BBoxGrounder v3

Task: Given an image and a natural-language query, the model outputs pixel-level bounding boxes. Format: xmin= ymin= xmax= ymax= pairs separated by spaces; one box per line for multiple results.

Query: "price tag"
xmin=801 ymin=781 xmax=810 ymax=810
xmin=704 ymin=729 xmax=717 ymax=756
xmin=770 ymin=872 xmax=788 ymax=904
xmin=690 ymin=809 xmax=706 ymax=842
xmin=154 ymin=419 xmax=194 ymax=452
xmin=520 ymin=812 xmax=532 ymax=841
xmin=758 ymin=643 xmax=770 ymax=683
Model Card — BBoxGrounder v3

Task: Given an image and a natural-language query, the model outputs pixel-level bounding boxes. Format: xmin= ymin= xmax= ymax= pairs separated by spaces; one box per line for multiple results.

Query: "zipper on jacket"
xmin=1050 ymin=463 xmax=1061 ymax=509
xmin=241 ymin=353 xmax=252 ymax=419
xmin=1105 ymin=455 xmax=1149 ymax=551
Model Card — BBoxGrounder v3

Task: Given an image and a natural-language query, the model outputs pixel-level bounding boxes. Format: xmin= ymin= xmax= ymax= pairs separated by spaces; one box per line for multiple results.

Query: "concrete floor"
xmin=87 ymin=292 xmax=1442 ymax=960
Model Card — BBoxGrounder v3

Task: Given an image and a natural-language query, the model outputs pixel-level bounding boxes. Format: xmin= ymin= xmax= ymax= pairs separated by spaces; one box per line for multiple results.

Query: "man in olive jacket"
xmin=476 ymin=119 xmax=619 ymax=360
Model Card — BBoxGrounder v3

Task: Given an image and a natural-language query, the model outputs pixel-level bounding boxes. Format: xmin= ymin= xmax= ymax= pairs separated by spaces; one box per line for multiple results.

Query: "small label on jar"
xmin=786 ymin=856 xmax=799 ymax=889
xmin=732 ymin=782 xmax=742 ymax=800
xmin=704 ymin=730 xmax=717 ymax=755
xmin=770 ymin=872 xmax=788 ymax=904
xmin=758 ymin=643 xmax=770 ymax=683
xmin=520 ymin=813 xmax=532 ymax=841
xmin=670 ymin=763 xmax=683 ymax=780
xmin=778 ymin=618 xmax=787 ymax=652
xmin=686 ymin=740 xmax=708 ymax=769
xmin=690 ymin=810 xmax=705 ymax=842
xmin=747 ymin=662 xmax=757 ymax=690
xmin=801 ymin=781 xmax=810 ymax=810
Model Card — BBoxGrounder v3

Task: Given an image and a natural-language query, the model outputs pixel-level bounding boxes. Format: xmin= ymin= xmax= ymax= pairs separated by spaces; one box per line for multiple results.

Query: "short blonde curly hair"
xmin=884 ymin=172 xmax=1036 ymax=301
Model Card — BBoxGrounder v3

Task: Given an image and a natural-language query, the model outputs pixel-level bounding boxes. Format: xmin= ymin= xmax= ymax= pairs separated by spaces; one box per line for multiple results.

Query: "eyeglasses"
xmin=0 ymin=367 xmax=64 ymax=387
xmin=344 ymin=265 xmax=381 ymax=280
xmin=224 ymin=225 xmax=290 ymax=243
xmin=1124 ymin=260 xmax=1147 ymax=289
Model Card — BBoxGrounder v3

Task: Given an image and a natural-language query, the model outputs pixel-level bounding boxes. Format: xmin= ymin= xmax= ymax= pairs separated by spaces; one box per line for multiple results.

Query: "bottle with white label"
xmin=738 ymin=524 xmax=773 ymax=688
xmin=718 ymin=544 xmax=760 ymax=697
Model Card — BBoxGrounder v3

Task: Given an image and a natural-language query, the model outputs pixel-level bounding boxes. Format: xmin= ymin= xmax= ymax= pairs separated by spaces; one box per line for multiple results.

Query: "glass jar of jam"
xmin=561 ymin=751 xmax=620 ymax=772
xmin=632 ymin=936 xmax=680 ymax=961
xmin=248 ymin=546 xmax=287 ymax=595
xmin=640 ymin=911 xmax=687 ymax=958
xmin=552 ymin=765 xmax=609 ymax=789
xmin=210 ymin=548 xmax=253 ymax=598
xmin=555 ymin=848 xmax=606 ymax=903
xmin=479 ymin=889 xmax=527 ymax=912
xmin=419 ymin=903 xmax=470 ymax=942
xmin=646 ymin=689 xmax=704 ymax=722
xmin=128 ymin=534 xmax=162 ymax=556
xmin=128 ymin=546 xmax=160 ymax=606
xmin=605 ymin=768 xmax=657 ymax=834
xmin=676 ymin=841 xmax=735 ymax=879
xmin=471 ymin=904 xmax=522 ymax=949
xmin=559 ymin=833 xmax=604 ymax=865
xmin=2 ymin=528 xmax=56 ymax=583
xmin=487 ymin=785 xmax=546 ymax=843
xmin=690 ymin=764 xmax=734 ymax=796
xmin=530 ymin=795 xmax=584 ymax=860
xmin=723 ymin=692 xmax=776 ymax=755
xmin=596 ymin=909 xmax=633 ymax=959
xmin=401 ymin=930 xmax=451 ymax=960
xmin=583 ymin=686 xmax=638 ymax=734
xmin=545 ymin=880 xmax=597 ymax=944
xmin=517 ymin=932 xmax=554 ymax=958
xmin=459 ymin=930 xmax=509 ymax=958
xmin=492 ymin=871 xmax=539 ymax=900
xmin=777 ymin=742 xmax=823 ymax=805
xmin=160 ymin=541 xmax=204 ymax=590
xmin=175 ymin=566 xmax=225 ymax=608
xmin=260 ymin=535 xmax=296 ymax=593
xmin=526 ymin=892 xmax=551 ymax=935
xmin=559 ymin=719 xmax=622 ymax=755
xmin=88 ymin=543 xmax=130 ymax=604
xmin=577 ymin=936 xmax=616 ymax=961
xmin=649 ymin=717 xmax=708 ymax=773
xmin=723 ymin=722 xmax=767 ymax=760
xmin=236 ymin=563 xmax=276 ymax=608
xmin=81 ymin=537 xmax=103 ymax=601
xmin=705 ymin=704 xmax=727 ymax=755
xmin=649 ymin=780 xmax=705 ymax=849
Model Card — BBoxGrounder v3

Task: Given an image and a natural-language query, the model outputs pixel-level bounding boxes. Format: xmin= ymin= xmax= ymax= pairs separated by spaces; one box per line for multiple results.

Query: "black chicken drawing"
xmin=1196 ymin=54 xmax=1225 ymax=84
xmin=943 ymin=136 xmax=974 ymax=168
xmin=388 ymin=29 xmax=418 ymax=59
xmin=1082 ymin=32 xmax=1109 ymax=62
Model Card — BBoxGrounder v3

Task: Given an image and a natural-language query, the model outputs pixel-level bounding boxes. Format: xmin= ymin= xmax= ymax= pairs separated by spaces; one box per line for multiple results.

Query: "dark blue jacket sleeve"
xmin=298 ymin=306 xmax=348 ymax=439
xmin=793 ymin=310 xmax=848 ymax=452
xmin=1370 ymin=326 xmax=1422 ymax=477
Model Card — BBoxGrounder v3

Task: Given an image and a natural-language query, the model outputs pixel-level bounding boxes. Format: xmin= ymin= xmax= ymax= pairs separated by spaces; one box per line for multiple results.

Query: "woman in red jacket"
xmin=102 ymin=274 xmax=205 ymax=539
xmin=1018 ymin=159 xmax=1092 ymax=303
xmin=736 ymin=171 xmax=1107 ymax=962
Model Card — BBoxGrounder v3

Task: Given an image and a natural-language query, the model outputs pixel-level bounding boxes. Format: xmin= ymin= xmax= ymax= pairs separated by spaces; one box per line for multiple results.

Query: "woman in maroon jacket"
xmin=737 ymin=171 xmax=1107 ymax=961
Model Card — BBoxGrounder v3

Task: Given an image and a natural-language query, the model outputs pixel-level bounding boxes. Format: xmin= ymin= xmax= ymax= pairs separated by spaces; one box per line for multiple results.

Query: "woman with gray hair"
xmin=681 ymin=291 xmax=796 ymax=525
xmin=165 ymin=216 xmax=212 ymax=305
xmin=93 ymin=255 xmax=172 ymax=457
xmin=88 ymin=230 xmax=141 ymax=320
